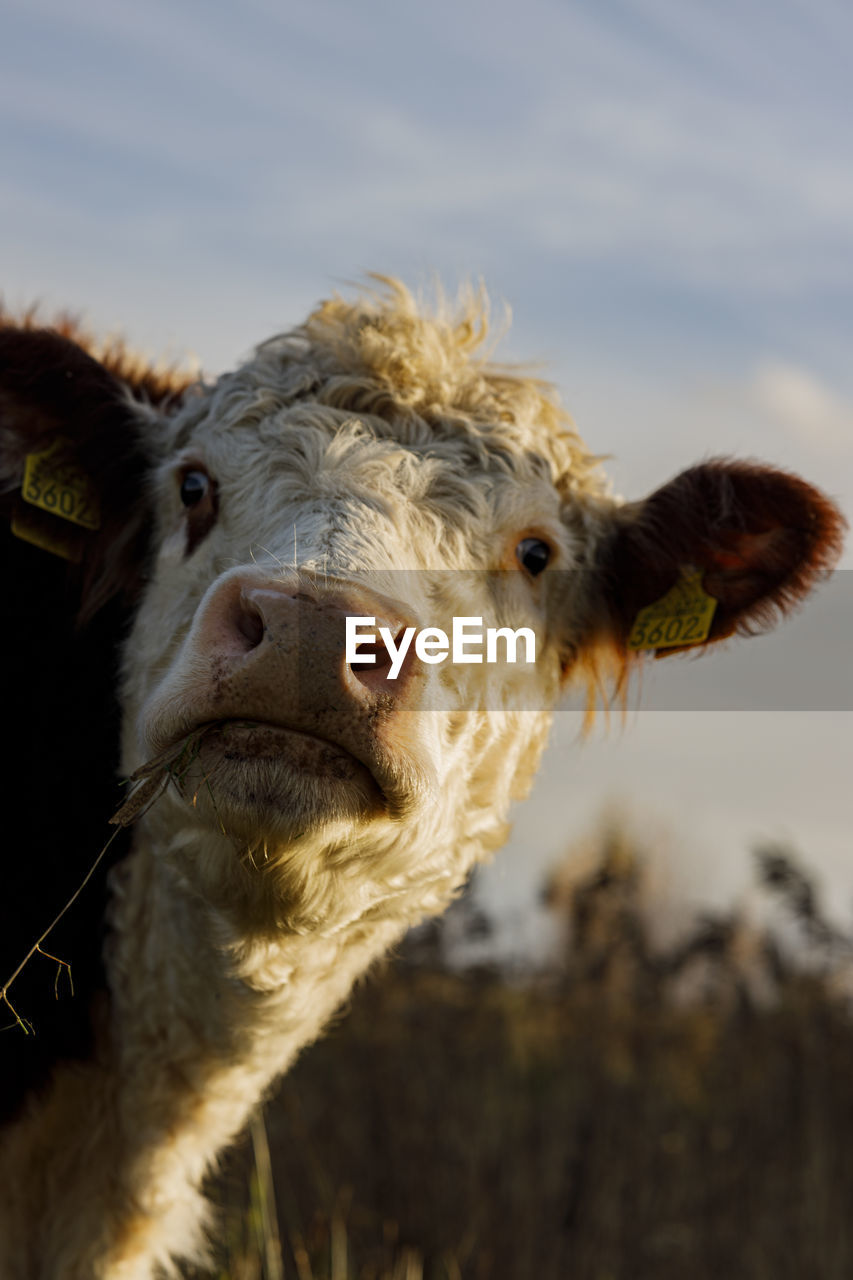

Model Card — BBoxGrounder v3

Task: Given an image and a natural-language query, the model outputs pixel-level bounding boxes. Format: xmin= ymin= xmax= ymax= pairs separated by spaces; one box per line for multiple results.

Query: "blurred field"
xmin=207 ymin=844 xmax=853 ymax=1280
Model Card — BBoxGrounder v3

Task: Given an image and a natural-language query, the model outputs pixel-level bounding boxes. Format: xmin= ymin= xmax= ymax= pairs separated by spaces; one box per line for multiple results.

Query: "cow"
xmin=0 ymin=278 xmax=844 ymax=1278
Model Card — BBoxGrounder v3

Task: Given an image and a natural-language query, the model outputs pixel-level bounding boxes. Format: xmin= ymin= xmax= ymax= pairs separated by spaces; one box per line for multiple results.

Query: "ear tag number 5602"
xmin=22 ymin=439 xmax=100 ymax=530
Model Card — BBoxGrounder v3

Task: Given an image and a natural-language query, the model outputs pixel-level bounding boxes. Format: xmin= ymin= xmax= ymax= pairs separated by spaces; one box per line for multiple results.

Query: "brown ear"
xmin=598 ymin=459 xmax=846 ymax=655
xmin=0 ymin=313 xmax=188 ymax=622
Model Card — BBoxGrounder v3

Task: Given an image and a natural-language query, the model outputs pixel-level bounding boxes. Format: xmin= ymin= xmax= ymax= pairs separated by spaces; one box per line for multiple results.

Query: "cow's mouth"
xmin=198 ymin=719 xmax=380 ymax=789
xmin=120 ymin=717 xmax=389 ymax=835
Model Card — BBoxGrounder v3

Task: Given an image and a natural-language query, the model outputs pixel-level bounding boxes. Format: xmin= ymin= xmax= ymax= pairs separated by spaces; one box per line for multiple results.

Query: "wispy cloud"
xmin=4 ymin=0 xmax=853 ymax=297
xmin=2 ymin=0 xmax=852 ymax=380
xmin=749 ymin=361 xmax=853 ymax=452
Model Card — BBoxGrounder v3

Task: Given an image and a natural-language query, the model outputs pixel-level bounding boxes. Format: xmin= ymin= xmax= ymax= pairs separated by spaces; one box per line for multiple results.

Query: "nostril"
xmin=236 ymin=596 xmax=266 ymax=650
xmin=349 ymin=625 xmax=413 ymax=686
xmin=349 ymin=640 xmax=391 ymax=673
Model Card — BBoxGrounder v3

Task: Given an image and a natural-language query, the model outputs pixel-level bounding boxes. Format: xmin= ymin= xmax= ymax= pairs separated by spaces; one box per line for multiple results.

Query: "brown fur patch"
xmin=0 ymin=303 xmax=195 ymax=408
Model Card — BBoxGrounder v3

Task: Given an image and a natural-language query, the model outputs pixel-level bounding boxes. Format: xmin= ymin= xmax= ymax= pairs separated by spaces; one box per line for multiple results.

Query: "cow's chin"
xmin=159 ymin=721 xmax=384 ymax=842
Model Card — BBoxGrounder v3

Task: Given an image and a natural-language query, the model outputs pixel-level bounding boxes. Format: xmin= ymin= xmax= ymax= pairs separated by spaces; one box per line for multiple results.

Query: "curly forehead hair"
xmin=173 ymin=276 xmax=608 ymax=501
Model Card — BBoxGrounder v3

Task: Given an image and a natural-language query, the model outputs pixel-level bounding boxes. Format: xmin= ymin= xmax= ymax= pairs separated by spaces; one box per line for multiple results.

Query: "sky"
xmin=2 ymin=0 xmax=851 ymax=955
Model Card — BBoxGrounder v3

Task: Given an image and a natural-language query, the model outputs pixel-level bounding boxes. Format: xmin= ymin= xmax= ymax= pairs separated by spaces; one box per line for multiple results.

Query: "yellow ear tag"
xmin=628 ymin=567 xmax=717 ymax=651
xmin=21 ymin=439 xmax=100 ymax=531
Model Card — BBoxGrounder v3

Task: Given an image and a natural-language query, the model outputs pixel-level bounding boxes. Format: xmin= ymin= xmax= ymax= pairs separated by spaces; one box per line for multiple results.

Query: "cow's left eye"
xmin=180 ymin=470 xmax=210 ymax=507
xmin=178 ymin=466 xmax=218 ymax=555
xmin=516 ymin=538 xmax=551 ymax=577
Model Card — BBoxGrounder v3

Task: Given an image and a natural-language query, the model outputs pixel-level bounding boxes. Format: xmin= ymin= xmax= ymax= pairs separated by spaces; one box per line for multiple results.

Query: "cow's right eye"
xmin=178 ymin=466 xmax=218 ymax=555
xmin=180 ymin=470 xmax=210 ymax=507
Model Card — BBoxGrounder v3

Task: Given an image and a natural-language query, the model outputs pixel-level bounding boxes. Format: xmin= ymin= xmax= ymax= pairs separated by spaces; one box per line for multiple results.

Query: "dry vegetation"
xmin=206 ymin=841 xmax=853 ymax=1280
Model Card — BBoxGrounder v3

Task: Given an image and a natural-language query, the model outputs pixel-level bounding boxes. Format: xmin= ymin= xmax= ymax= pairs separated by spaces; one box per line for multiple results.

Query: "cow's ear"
xmin=0 ymin=316 xmax=188 ymax=623
xmin=591 ymin=459 xmax=846 ymax=659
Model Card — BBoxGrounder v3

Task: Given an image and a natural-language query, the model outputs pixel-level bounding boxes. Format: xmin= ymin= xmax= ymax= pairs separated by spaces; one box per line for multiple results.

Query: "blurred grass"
xmin=207 ymin=843 xmax=853 ymax=1279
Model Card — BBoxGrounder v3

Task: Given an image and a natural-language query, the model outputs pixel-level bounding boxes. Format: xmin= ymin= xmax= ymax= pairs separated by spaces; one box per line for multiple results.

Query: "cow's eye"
xmin=180 ymin=470 xmax=210 ymax=507
xmin=516 ymin=538 xmax=551 ymax=577
xmin=177 ymin=466 xmax=218 ymax=555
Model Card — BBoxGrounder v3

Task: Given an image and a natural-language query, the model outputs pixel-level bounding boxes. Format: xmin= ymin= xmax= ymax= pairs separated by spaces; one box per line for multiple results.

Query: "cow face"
xmin=118 ymin=364 xmax=592 ymax=928
xmin=126 ymin=433 xmax=566 ymax=789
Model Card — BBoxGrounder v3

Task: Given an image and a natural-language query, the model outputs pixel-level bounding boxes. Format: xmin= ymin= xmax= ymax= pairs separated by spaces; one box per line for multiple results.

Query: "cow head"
xmin=1 ymin=282 xmax=845 ymax=936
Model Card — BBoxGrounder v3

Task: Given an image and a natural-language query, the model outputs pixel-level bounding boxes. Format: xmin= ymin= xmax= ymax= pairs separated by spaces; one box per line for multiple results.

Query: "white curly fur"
xmin=0 ymin=280 xmax=646 ymax=1277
